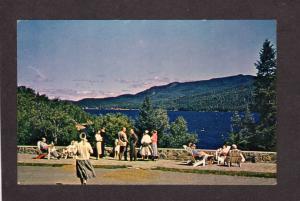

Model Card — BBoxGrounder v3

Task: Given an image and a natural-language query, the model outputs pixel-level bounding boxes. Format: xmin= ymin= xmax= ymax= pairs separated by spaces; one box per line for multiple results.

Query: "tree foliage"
xmin=161 ymin=116 xmax=198 ymax=148
xmin=135 ymin=97 xmax=170 ymax=146
xmin=227 ymin=39 xmax=277 ymax=151
xmin=135 ymin=97 xmax=197 ymax=147
xmin=227 ymin=109 xmax=256 ymax=150
xmin=17 ymin=86 xmax=134 ymax=146
xmin=252 ymin=39 xmax=277 ymax=151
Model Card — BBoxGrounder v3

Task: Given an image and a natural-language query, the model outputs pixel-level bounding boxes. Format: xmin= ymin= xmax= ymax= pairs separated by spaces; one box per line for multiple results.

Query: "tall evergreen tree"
xmin=253 ymin=39 xmax=277 ymax=151
xmin=135 ymin=97 xmax=170 ymax=146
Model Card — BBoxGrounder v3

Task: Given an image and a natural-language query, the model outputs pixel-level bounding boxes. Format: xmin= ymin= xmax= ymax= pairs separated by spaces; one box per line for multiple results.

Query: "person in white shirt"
xmin=75 ymin=132 xmax=96 ymax=185
xmin=95 ymin=130 xmax=103 ymax=160
xmin=140 ymin=130 xmax=152 ymax=160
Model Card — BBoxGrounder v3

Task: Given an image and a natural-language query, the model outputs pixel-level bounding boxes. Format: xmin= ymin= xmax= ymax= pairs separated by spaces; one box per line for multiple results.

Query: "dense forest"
xmin=75 ymin=74 xmax=255 ymax=112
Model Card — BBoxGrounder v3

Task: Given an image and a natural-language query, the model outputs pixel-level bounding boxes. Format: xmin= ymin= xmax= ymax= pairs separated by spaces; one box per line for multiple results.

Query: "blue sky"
xmin=17 ymin=20 xmax=276 ymax=100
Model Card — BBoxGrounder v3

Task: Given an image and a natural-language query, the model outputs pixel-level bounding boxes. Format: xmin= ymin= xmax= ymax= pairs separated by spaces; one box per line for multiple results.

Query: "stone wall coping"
xmin=17 ymin=145 xmax=277 ymax=154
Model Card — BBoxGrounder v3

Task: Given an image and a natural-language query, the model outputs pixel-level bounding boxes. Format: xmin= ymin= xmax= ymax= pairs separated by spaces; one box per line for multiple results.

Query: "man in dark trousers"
xmin=129 ymin=129 xmax=138 ymax=161
xmin=100 ymin=128 xmax=106 ymax=158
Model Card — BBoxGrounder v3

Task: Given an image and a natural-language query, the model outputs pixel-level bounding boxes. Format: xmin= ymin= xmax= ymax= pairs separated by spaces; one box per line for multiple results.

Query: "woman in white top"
xmin=95 ymin=130 xmax=103 ymax=160
xmin=75 ymin=133 xmax=96 ymax=185
xmin=140 ymin=130 xmax=152 ymax=160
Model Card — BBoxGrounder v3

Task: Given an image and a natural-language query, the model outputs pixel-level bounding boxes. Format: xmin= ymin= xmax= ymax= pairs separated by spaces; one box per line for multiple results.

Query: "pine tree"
xmin=239 ymin=106 xmax=256 ymax=150
xmin=135 ymin=97 xmax=170 ymax=146
xmin=253 ymin=39 xmax=277 ymax=151
xmin=227 ymin=111 xmax=242 ymax=146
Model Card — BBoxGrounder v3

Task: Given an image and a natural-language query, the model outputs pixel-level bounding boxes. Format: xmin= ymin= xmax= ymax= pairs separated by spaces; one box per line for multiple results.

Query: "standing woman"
xmin=140 ymin=130 xmax=152 ymax=160
xmin=95 ymin=130 xmax=102 ymax=160
xmin=76 ymin=132 xmax=96 ymax=185
xmin=151 ymin=130 xmax=158 ymax=161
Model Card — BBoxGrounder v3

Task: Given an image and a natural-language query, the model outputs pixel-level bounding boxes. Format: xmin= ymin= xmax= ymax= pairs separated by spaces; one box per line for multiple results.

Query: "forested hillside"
xmin=76 ymin=74 xmax=255 ymax=111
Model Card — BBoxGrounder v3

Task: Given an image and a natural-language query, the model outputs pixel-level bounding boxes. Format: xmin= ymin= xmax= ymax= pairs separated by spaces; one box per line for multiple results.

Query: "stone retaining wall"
xmin=17 ymin=146 xmax=276 ymax=163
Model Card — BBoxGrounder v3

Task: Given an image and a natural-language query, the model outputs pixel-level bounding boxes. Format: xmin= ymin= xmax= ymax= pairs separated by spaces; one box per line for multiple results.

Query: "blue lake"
xmin=85 ymin=109 xmax=258 ymax=149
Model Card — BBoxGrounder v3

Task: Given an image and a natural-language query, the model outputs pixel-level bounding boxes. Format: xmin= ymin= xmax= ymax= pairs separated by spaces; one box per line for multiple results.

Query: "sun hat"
xmin=80 ymin=132 xmax=87 ymax=140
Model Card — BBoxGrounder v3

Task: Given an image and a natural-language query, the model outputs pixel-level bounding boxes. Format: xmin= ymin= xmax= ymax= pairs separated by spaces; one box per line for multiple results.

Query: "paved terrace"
xmin=18 ymin=154 xmax=277 ymax=185
xmin=18 ymin=153 xmax=276 ymax=173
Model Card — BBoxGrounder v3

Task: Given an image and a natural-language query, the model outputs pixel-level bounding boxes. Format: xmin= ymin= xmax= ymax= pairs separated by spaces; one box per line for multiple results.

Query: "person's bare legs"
xmin=80 ymin=178 xmax=87 ymax=185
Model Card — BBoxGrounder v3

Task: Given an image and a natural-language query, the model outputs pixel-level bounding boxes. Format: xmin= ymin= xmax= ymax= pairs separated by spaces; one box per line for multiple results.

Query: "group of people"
xmin=184 ymin=142 xmax=246 ymax=166
xmin=35 ymin=127 xmax=160 ymax=185
xmin=115 ymin=127 xmax=158 ymax=161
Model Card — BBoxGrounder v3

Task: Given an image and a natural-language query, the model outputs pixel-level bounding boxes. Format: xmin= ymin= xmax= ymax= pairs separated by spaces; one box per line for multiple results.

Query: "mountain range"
xmin=74 ymin=74 xmax=255 ymax=112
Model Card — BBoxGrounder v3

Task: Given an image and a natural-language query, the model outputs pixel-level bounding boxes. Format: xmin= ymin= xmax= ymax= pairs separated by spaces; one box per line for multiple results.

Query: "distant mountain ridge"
xmin=75 ymin=74 xmax=255 ymax=112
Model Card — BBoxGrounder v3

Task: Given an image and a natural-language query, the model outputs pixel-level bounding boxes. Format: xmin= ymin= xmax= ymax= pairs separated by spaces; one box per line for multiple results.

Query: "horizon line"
xmin=17 ymin=73 xmax=255 ymax=101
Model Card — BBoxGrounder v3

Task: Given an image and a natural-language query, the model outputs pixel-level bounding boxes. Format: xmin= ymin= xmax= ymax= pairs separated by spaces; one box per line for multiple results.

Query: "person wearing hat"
xmin=140 ymin=130 xmax=152 ymax=160
xmin=75 ymin=132 xmax=96 ymax=185
xmin=231 ymin=144 xmax=246 ymax=162
xmin=95 ymin=130 xmax=103 ymax=160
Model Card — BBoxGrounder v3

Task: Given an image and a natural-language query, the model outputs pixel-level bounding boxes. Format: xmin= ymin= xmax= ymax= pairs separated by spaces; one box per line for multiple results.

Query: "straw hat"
xmin=75 ymin=124 xmax=86 ymax=131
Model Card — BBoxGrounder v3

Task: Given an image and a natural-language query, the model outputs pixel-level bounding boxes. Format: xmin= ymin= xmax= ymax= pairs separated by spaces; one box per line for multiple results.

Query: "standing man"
xmin=118 ymin=127 xmax=128 ymax=161
xmin=95 ymin=130 xmax=103 ymax=160
xmin=151 ymin=130 xmax=158 ymax=161
xmin=100 ymin=128 xmax=106 ymax=158
xmin=129 ymin=129 xmax=138 ymax=161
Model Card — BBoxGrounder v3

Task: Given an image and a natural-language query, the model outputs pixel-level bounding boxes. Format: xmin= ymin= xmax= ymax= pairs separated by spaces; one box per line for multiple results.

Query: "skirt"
xmin=140 ymin=145 xmax=152 ymax=156
xmin=76 ymin=160 xmax=96 ymax=180
xmin=96 ymin=142 xmax=102 ymax=155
